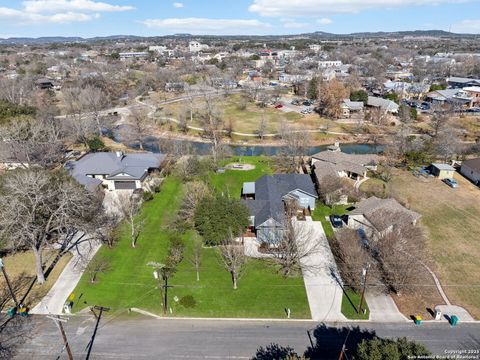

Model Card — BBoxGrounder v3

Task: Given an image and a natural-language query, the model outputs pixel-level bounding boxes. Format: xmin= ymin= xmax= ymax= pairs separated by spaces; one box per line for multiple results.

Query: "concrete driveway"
xmin=365 ymin=292 xmax=409 ymax=322
xmin=294 ymin=218 xmax=346 ymax=322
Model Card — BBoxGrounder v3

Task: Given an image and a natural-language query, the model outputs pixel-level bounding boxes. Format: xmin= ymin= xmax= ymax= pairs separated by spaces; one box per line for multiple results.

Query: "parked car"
xmin=443 ymin=178 xmax=459 ymax=188
xmin=329 ymin=215 xmax=343 ymax=228
xmin=275 ymin=104 xmax=283 ymax=109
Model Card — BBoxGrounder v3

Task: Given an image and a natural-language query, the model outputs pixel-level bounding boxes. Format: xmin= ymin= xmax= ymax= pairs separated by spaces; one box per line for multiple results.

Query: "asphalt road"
xmin=11 ymin=315 xmax=480 ymax=360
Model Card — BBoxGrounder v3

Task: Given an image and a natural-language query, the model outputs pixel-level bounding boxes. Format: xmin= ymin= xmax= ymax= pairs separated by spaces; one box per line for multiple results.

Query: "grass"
xmin=341 ymin=288 xmax=370 ymax=320
xmin=0 ymin=250 xmax=72 ymax=310
xmin=359 ymin=177 xmax=388 ymax=198
xmin=311 ymin=202 xmax=350 ymax=239
xmin=73 ymin=161 xmax=311 ymax=318
xmin=386 ymin=169 xmax=480 ymax=319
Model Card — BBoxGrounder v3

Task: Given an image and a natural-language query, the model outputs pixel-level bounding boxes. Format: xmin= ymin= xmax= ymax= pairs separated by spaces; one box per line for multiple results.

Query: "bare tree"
xmin=0 ymin=76 xmax=35 ymax=106
xmin=177 ymin=180 xmax=211 ymax=225
xmin=198 ymin=93 xmax=224 ymax=162
xmin=257 ymin=112 xmax=268 ymax=140
xmin=79 ymin=85 xmax=110 ymax=136
xmin=189 ymin=235 xmax=203 ymax=281
xmin=365 ymin=107 xmax=390 ymax=126
xmin=317 ymin=174 xmax=351 ymax=206
xmin=83 ymin=255 xmax=110 ymax=284
xmin=268 ymin=201 xmax=321 ymax=277
xmin=280 ymin=127 xmax=311 ymax=172
xmin=63 ymin=87 xmax=97 ymax=146
xmin=0 ymin=169 xmax=102 ymax=284
xmin=115 ymin=192 xmax=144 ymax=248
xmin=122 ymin=108 xmax=152 ymax=150
xmin=218 ymin=239 xmax=246 ymax=290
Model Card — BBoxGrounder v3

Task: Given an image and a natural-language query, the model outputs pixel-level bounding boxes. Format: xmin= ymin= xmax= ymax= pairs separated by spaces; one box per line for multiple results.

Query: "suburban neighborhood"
xmin=1 ymin=1 xmax=480 ymax=359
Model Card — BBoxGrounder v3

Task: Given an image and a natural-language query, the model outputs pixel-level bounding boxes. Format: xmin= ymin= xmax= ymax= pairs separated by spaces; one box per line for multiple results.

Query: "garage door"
xmin=114 ymin=181 xmax=136 ymax=190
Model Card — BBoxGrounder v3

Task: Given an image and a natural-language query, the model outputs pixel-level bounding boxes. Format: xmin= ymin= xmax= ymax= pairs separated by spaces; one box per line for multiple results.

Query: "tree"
xmin=355 ymin=337 xmax=431 ymax=360
xmin=198 ymin=92 xmax=224 ymax=163
xmin=0 ymin=169 xmax=102 ymax=284
xmin=122 ymin=108 xmax=152 ymax=150
xmin=268 ymin=201 xmax=321 ymax=278
xmin=79 ymin=85 xmax=109 ymax=136
xmin=189 ymin=235 xmax=203 ymax=281
xmin=318 ymin=79 xmax=349 ymax=119
xmin=350 ymin=89 xmax=368 ymax=105
xmin=307 ymin=77 xmax=319 ymax=100
xmin=317 ymin=174 xmax=350 ymax=206
xmin=280 ymin=128 xmax=311 ymax=173
xmin=178 ymin=180 xmax=211 ymax=226
xmin=84 ymin=255 xmax=110 ymax=284
xmin=257 ymin=113 xmax=268 ymax=140
xmin=63 ymin=86 xmax=97 ymax=147
xmin=218 ymin=235 xmax=246 ymax=290
xmin=252 ymin=343 xmax=302 ymax=360
xmin=115 ymin=192 xmax=144 ymax=248
xmin=194 ymin=196 xmax=250 ymax=246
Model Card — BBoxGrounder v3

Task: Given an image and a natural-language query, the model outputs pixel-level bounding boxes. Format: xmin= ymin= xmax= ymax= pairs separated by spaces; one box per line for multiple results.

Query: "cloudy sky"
xmin=0 ymin=0 xmax=479 ymax=37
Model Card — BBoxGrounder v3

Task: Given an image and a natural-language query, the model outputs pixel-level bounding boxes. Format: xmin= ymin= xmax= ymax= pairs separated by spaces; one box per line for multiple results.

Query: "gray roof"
xmin=243 ymin=174 xmax=317 ymax=228
xmin=242 ymin=182 xmax=255 ymax=195
xmin=432 ymin=163 xmax=455 ymax=171
xmin=367 ymin=96 xmax=399 ymax=113
xmin=461 ymin=158 xmax=480 ymax=172
xmin=447 ymin=77 xmax=480 ymax=85
xmin=312 ymin=151 xmax=378 ymax=180
xmin=350 ymin=196 xmax=421 ymax=232
xmin=67 ymin=151 xmax=166 ymax=190
xmin=342 ymin=99 xmax=364 ymax=111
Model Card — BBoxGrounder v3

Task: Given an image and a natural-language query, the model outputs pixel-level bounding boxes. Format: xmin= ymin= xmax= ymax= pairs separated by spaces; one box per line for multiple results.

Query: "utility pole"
xmin=85 ymin=305 xmax=110 ymax=360
xmin=358 ymin=264 xmax=370 ymax=314
xmin=0 ymin=258 xmax=19 ymax=308
xmin=47 ymin=315 xmax=73 ymax=360
xmin=338 ymin=329 xmax=350 ymax=360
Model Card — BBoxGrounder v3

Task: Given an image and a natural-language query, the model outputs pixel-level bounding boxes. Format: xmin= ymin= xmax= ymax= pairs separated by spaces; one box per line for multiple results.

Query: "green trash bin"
xmin=450 ymin=315 xmax=459 ymax=326
xmin=7 ymin=307 xmax=17 ymax=318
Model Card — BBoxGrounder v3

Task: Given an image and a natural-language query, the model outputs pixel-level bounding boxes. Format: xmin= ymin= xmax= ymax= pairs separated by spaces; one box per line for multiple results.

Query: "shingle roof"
xmin=68 ymin=151 xmax=165 ymax=189
xmin=367 ymin=96 xmax=399 ymax=112
xmin=350 ymin=196 xmax=421 ymax=232
xmin=244 ymin=174 xmax=317 ymax=227
xmin=462 ymin=158 xmax=480 ymax=172
xmin=312 ymin=151 xmax=378 ymax=180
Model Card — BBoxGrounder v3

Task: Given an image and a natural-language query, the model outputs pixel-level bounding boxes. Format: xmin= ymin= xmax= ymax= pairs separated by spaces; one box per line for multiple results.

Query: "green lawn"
xmin=73 ymin=160 xmax=311 ymax=318
xmin=311 ymin=202 xmax=350 ymax=239
xmin=341 ymin=288 xmax=370 ymax=320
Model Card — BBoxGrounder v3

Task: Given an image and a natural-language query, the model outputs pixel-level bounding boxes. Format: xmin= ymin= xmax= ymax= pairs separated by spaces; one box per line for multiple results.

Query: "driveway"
xmin=365 ymin=292 xmax=409 ymax=322
xmin=294 ymin=218 xmax=346 ymax=322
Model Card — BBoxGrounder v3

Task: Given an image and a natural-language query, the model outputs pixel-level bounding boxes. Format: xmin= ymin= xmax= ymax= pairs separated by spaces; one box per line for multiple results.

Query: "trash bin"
xmin=435 ymin=309 xmax=442 ymax=320
xmin=7 ymin=307 xmax=16 ymax=318
xmin=450 ymin=315 xmax=459 ymax=326
xmin=414 ymin=315 xmax=422 ymax=325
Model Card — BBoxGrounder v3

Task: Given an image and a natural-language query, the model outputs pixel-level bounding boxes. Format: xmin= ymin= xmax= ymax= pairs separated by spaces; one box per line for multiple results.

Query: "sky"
xmin=0 ymin=0 xmax=479 ymax=38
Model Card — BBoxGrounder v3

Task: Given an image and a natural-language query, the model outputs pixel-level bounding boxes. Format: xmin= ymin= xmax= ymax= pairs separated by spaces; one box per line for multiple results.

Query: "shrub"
xmin=179 ymin=295 xmax=196 ymax=308
xmin=142 ymin=191 xmax=154 ymax=202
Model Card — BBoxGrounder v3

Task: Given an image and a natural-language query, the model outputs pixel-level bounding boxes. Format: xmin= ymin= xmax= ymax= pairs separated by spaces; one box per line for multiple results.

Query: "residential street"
xmin=13 ymin=315 xmax=480 ymax=359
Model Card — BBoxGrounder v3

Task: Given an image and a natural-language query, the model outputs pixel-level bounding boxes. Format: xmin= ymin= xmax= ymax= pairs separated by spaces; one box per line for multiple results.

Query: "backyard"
xmin=72 ymin=157 xmax=311 ymax=318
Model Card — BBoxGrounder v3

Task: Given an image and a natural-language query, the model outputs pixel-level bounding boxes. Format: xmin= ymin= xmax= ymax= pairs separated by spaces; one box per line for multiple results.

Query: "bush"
xmin=142 ymin=191 xmax=154 ymax=202
xmin=356 ymin=337 xmax=430 ymax=360
xmin=87 ymin=137 xmax=106 ymax=152
xmin=179 ymin=295 xmax=196 ymax=308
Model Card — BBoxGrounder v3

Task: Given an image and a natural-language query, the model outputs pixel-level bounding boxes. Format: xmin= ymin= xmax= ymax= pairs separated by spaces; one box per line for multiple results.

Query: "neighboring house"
xmin=463 ymin=86 xmax=480 ymax=106
xmin=341 ymin=99 xmax=364 ymax=118
xmin=189 ymin=41 xmax=209 ymax=52
xmin=35 ymin=78 xmax=55 ymax=90
xmin=447 ymin=76 xmax=480 ymax=89
xmin=430 ymin=163 xmax=455 ymax=179
xmin=119 ymin=52 xmax=149 ymax=60
xmin=367 ymin=96 xmax=399 ymax=113
xmin=242 ymin=174 xmax=318 ymax=244
xmin=67 ymin=151 xmax=166 ymax=192
xmin=347 ymin=196 xmax=421 ymax=239
xmin=425 ymin=89 xmax=473 ymax=108
xmin=311 ymin=144 xmax=378 ymax=184
xmin=460 ymin=158 xmax=480 ymax=185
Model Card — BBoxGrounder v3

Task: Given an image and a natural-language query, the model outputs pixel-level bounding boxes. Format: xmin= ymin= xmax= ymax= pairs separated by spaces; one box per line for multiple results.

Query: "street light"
xmin=0 ymin=258 xmax=19 ymax=308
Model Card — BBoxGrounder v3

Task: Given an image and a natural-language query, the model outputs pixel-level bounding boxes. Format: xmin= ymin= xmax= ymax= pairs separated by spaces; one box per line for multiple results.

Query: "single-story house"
xmin=341 ymin=99 xmax=364 ymax=118
xmin=367 ymin=96 xmax=399 ymax=113
xmin=311 ymin=144 xmax=378 ymax=183
xmin=66 ymin=151 xmax=166 ymax=191
xmin=242 ymin=174 xmax=317 ymax=244
xmin=347 ymin=196 xmax=421 ymax=239
xmin=463 ymin=86 xmax=480 ymax=106
xmin=425 ymin=89 xmax=473 ymax=108
xmin=430 ymin=163 xmax=455 ymax=179
xmin=447 ymin=76 xmax=480 ymax=89
xmin=460 ymin=158 xmax=480 ymax=185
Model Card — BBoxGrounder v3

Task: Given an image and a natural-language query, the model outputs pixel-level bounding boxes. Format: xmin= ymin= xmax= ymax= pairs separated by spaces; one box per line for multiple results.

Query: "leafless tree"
xmin=365 ymin=108 xmax=390 ymax=126
xmin=429 ymin=109 xmax=449 ymax=139
xmin=0 ymin=117 xmax=66 ymax=169
xmin=83 ymin=255 xmax=110 ymax=284
xmin=0 ymin=76 xmax=35 ymax=106
xmin=0 ymin=169 xmax=102 ymax=284
xmin=372 ymin=221 xmax=426 ymax=295
xmin=177 ymin=180 xmax=211 ymax=225
xmin=115 ymin=192 xmax=144 ymax=248
xmin=218 ymin=237 xmax=246 ymax=290
xmin=244 ymin=82 xmax=263 ymax=102
xmin=268 ymin=201 xmax=321 ymax=277
xmin=198 ymin=93 xmax=224 ymax=163
xmin=280 ymin=127 xmax=311 ymax=172
xmin=122 ymin=108 xmax=152 ymax=150
xmin=317 ymin=174 xmax=351 ymax=206
xmin=79 ymin=85 xmax=110 ymax=136
xmin=63 ymin=87 xmax=97 ymax=146
xmin=257 ymin=112 xmax=268 ymax=140
xmin=435 ymin=125 xmax=461 ymax=162
xmin=189 ymin=235 xmax=203 ymax=281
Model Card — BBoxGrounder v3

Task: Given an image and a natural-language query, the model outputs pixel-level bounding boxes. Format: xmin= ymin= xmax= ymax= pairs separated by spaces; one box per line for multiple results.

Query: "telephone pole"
xmin=47 ymin=315 xmax=73 ymax=360
xmin=85 ymin=305 xmax=110 ymax=360
xmin=0 ymin=258 xmax=19 ymax=308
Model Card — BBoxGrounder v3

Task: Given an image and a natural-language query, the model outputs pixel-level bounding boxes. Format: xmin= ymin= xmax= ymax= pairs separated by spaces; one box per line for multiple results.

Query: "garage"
xmin=114 ymin=181 xmax=136 ymax=190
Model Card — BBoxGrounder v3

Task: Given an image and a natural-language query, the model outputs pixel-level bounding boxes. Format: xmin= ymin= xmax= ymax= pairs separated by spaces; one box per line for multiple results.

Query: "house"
xmin=189 ymin=41 xmax=209 ymax=52
xmin=242 ymin=174 xmax=317 ymax=244
xmin=425 ymin=89 xmax=473 ymax=108
xmin=367 ymin=96 xmax=399 ymax=113
xmin=447 ymin=77 xmax=480 ymax=89
xmin=347 ymin=196 xmax=421 ymax=239
xmin=430 ymin=163 xmax=455 ymax=179
xmin=341 ymin=99 xmax=364 ymax=118
xmin=119 ymin=52 xmax=149 ymax=60
xmin=35 ymin=78 xmax=55 ymax=90
xmin=460 ymin=158 xmax=480 ymax=186
xmin=318 ymin=60 xmax=342 ymax=69
xmin=463 ymin=86 xmax=480 ymax=106
xmin=66 ymin=151 xmax=166 ymax=192
xmin=311 ymin=144 xmax=378 ymax=183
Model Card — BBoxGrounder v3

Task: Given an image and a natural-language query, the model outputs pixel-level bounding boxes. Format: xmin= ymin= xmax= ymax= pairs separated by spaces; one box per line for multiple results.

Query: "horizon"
xmin=0 ymin=0 xmax=480 ymax=38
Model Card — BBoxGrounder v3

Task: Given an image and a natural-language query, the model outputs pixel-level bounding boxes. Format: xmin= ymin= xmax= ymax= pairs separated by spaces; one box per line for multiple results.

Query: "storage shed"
xmin=431 ymin=163 xmax=455 ymax=179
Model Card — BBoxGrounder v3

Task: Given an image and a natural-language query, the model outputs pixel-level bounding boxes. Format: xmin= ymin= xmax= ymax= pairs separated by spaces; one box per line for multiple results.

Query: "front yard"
xmin=72 ymin=159 xmax=311 ymax=318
